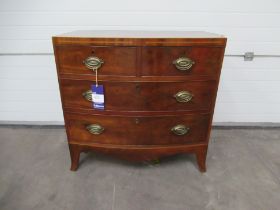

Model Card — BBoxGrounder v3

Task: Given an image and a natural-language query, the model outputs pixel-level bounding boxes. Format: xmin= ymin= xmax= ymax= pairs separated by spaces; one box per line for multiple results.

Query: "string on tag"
xmin=95 ymin=68 xmax=98 ymax=87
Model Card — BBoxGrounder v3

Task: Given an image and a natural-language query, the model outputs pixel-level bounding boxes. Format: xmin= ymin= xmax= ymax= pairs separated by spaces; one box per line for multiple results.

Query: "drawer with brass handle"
xmin=55 ymin=45 xmax=137 ymax=76
xmin=141 ymin=46 xmax=224 ymax=77
xmin=86 ymin=124 xmax=104 ymax=135
xmin=171 ymin=124 xmax=190 ymax=136
xmin=173 ymin=57 xmax=195 ymax=71
xmin=60 ymin=79 xmax=217 ymax=112
xmin=83 ymin=90 xmax=194 ymax=104
xmin=65 ymin=112 xmax=211 ymax=145
xmin=173 ymin=91 xmax=193 ymax=103
xmin=83 ymin=56 xmax=104 ymax=71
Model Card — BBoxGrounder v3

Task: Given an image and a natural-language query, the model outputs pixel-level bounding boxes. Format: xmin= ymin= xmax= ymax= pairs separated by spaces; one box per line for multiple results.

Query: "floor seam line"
xmin=112 ymin=182 xmax=116 ymax=210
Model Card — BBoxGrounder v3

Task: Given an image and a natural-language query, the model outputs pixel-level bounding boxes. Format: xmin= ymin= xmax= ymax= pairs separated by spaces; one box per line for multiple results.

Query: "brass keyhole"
xmin=135 ymin=118 xmax=140 ymax=124
xmin=135 ymin=83 xmax=141 ymax=94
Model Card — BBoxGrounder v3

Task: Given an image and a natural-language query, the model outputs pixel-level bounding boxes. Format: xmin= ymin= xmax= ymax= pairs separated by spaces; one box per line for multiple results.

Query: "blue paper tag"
xmin=91 ymin=85 xmax=104 ymax=110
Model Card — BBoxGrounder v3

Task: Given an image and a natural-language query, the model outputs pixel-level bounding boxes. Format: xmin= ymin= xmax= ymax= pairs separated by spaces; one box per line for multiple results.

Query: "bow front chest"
xmin=52 ymin=30 xmax=226 ymax=172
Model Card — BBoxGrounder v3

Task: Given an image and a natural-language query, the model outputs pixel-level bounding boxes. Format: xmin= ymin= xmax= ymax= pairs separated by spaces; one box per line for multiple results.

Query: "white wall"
xmin=0 ymin=0 xmax=280 ymax=124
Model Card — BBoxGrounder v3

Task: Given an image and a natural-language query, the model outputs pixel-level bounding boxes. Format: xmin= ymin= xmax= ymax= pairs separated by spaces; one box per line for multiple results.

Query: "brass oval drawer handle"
xmin=174 ymin=91 xmax=193 ymax=103
xmin=82 ymin=90 xmax=93 ymax=102
xmin=171 ymin=125 xmax=189 ymax=136
xmin=83 ymin=56 xmax=104 ymax=71
xmin=86 ymin=124 xmax=104 ymax=135
xmin=173 ymin=57 xmax=195 ymax=71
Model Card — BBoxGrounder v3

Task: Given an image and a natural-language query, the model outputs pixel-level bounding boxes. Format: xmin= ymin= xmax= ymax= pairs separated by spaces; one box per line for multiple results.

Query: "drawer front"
xmin=60 ymin=80 xmax=217 ymax=111
xmin=141 ymin=46 xmax=224 ymax=77
xmin=56 ymin=46 xmax=137 ymax=76
xmin=65 ymin=113 xmax=211 ymax=145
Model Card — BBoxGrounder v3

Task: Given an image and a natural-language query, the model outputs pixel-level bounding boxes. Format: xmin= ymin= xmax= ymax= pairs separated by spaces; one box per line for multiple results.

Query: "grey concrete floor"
xmin=0 ymin=126 xmax=280 ymax=210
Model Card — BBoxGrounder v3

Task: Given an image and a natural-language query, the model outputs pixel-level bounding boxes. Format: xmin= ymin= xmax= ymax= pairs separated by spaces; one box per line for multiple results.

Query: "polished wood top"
xmin=53 ymin=30 xmax=226 ymax=47
xmin=54 ymin=30 xmax=225 ymax=38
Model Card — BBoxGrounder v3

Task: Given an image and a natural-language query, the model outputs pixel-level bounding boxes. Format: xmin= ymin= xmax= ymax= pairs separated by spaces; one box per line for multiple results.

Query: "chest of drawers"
xmin=52 ymin=30 xmax=226 ymax=172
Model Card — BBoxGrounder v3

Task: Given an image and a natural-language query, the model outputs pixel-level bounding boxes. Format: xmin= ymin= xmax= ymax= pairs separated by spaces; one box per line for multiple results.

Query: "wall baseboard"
xmin=213 ymin=122 xmax=280 ymax=129
xmin=0 ymin=121 xmax=64 ymax=126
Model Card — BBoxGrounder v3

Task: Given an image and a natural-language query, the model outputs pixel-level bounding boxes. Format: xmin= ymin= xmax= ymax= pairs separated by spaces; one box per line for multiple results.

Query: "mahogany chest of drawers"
xmin=52 ymin=30 xmax=226 ymax=172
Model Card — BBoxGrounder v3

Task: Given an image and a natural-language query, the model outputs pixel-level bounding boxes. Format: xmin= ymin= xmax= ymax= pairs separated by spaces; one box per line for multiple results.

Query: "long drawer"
xmin=141 ymin=46 xmax=224 ymax=77
xmin=56 ymin=46 xmax=137 ymax=76
xmin=60 ymin=79 xmax=217 ymax=112
xmin=65 ymin=112 xmax=211 ymax=145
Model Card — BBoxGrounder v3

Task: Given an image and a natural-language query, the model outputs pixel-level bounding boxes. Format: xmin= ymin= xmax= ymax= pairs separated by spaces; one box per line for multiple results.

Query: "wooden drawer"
xmin=60 ymin=79 xmax=217 ymax=112
xmin=141 ymin=46 xmax=224 ymax=77
xmin=65 ymin=113 xmax=211 ymax=145
xmin=56 ymin=46 xmax=137 ymax=76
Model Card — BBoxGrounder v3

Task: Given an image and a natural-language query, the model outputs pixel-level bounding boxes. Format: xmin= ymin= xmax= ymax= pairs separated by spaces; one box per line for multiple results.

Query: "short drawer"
xmin=141 ymin=46 xmax=224 ymax=77
xmin=60 ymin=79 xmax=217 ymax=112
xmin=56 ymin=46 xmax=137 ymax=76
xmin=65 ymin=113 xmax=211 ymax=145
